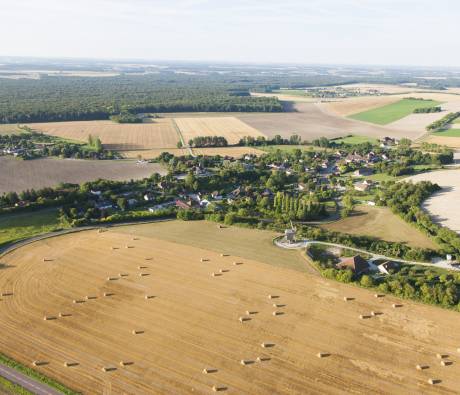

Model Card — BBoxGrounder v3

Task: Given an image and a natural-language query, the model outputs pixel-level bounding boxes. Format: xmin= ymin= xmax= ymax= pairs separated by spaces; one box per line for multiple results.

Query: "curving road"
xmin=275 ymin=238 xmax=458 ymax=271
xmin=0 ymin=364 xmax=63 ymax=395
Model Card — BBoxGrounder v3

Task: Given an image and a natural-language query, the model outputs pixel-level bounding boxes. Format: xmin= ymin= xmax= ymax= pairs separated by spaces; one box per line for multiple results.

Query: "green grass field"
xmin=349 ymin=99 xmax=442 ymax=125
xmin=332 ymin=135 xmax=378 ymax=145
xmin=432 ymin=129 xmax=460 ymax=137
xmin=0 ymin=209 xmax=67 ymax=247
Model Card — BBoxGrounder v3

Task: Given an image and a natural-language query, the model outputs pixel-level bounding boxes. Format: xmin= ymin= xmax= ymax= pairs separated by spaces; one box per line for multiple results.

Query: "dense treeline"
xmin=301 ymin=226 xmax=434 ymax=262
xmin=109 ymin=112 xmax=143 ymax=123
xmin=413 ymin=106 xmax=442 ymax=113
xmin=273 ymin=192 xmax=325 ymax=221
xmin=377 ymin=181 xmax=460 ymax=257
xmin=0 ymin=75 xmax=283 ymax=123
xmin=426 ymin=112 xmax=460 ymax=131
xmin=238 ymin=134 xmax=302 ymax=146
xmin=373 ymin=145 xmax=453 ymax=176
xmin=187 ymin=136 xmax=228 ymax=148
xmin=309 ymin=245 xmax=460 ymax=310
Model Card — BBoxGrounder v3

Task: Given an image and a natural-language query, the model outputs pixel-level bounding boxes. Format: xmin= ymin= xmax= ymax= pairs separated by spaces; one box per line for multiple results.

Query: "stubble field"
xmin=174 ymin=117 xmax=265 ymax=145
xmin=27 ymin=119 xmax=180 ymax=151
xmin=1 ymin=221 xmax=460 ymax=394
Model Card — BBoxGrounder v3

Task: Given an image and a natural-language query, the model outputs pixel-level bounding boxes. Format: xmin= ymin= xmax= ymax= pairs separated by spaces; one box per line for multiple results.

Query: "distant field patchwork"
xmin=174 ymin=116 xmax=265 ymax=145
xmin=27 ymin=119 xmax=180 ymax=151
xmin=349 ymin=99 xmax=442 ymax=125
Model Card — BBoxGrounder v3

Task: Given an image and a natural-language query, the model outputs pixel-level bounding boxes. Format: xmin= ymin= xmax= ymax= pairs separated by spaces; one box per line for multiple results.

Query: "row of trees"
xmin=238 ymin=134 xmax=302 ymax=146
xmin=273 ymin=192 xmax=325 ymax=221
xmin=413 ymin=106 xmax=442 ymax=113
xmin=109 ymin=112 xmax=143 ymax=123
xmin=186 ymin=136 xmax=228 ymax=148
xmin=426 ymin=112 xmax=460 ymax=131
xmin=378 ymin=181 xmax=460 ymax=257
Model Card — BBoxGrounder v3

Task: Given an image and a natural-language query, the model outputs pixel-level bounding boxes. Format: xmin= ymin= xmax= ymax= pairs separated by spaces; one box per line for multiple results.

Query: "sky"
xmin=1 ymin=0 xmax=459 ymax=67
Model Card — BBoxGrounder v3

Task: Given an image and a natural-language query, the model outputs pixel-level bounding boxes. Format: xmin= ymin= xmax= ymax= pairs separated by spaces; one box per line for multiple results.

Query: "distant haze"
xmin=1 ymin=0 xmax=459 ymax=67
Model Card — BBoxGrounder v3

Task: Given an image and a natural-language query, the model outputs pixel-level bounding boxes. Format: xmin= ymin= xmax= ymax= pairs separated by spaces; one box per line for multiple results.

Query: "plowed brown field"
xmin=0 ymin=222 xmax=460 ymax=394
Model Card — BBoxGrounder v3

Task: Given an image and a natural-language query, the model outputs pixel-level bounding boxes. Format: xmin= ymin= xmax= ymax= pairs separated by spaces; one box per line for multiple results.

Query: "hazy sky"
xmin=1 ymin=0 xmax=458 ymax=66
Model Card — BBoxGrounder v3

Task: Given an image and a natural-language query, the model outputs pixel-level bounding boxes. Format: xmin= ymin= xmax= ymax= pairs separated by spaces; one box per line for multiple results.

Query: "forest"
xmin=0 ymin=74 xmax=283 ymax=123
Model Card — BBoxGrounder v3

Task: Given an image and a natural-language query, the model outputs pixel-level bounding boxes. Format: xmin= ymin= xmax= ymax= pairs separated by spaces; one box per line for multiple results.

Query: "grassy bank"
xmin=0 ymin=353 xmax=79 ymax=395
xmin=0 ymin=209 xmax=67 ymax=248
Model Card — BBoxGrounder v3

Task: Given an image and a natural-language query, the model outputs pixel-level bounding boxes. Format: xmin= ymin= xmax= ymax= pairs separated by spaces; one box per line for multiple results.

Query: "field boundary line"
xmin=0 ymin=218 xmax=175 ymax=259
xmin=171 ymin=118 xmax=195 ymax=157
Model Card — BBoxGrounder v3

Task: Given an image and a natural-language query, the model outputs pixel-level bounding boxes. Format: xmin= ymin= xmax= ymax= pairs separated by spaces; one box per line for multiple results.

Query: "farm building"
xmin=337 ymin=255 xmax=369 ymax=275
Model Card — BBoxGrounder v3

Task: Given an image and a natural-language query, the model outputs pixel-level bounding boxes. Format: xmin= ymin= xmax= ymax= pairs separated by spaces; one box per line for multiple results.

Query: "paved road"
xmin=0 ymin=364 xmax=63 ymax=395
xmin=275 ymin=238 xmax=459 ymax=271
xmin=0 ymin=217 xmax=175 ymax=258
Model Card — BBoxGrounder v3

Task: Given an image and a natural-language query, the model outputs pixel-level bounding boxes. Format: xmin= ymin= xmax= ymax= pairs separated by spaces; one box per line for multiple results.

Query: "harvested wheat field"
xmin=1 ymin=221 xmax=460 ymax=394
xmin=423 ymin=135 xmax=460 ymax=148
xmin=321 ymin=205 xmax=438 ymax=250
xmin=0 ymin=157 xmax=165 ymax=194
xmin=27 ymin=119 xmax=179 ymax=151
xmin=0 ymin=124 xmax=22 ymax=135
xmin=175 ymin=117 xmax=265 ymax=145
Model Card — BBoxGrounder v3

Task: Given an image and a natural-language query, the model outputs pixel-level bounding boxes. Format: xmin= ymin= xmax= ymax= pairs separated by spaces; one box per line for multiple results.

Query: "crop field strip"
xmin=1 ymin=224 xmax=460 ymax=393
xmin=348 ymin=98 xmax=443 ymax=125
xmin=27 ymin=119 xmax=180 ymax=151
xmin=174 ymin=117 xmax=265 ymax=145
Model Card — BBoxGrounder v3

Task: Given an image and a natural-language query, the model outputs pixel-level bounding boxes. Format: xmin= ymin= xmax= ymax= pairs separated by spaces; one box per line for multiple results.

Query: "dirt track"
xmin=1 ymin=223 xmax=460 ymax=394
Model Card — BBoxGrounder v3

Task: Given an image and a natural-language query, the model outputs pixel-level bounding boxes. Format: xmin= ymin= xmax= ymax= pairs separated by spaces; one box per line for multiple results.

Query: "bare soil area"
xmin=0 ymin=222 xmax=460 ymax=394
xmin=407 ymin=170 xmax=460 ymax=233
xmin=238 ymin=102 xmax=415 ymax=141
xmin=0 ymin=157 xmax=165 ymax=194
